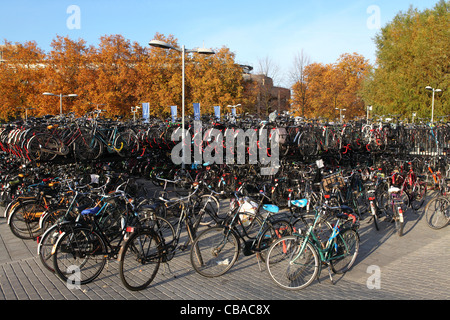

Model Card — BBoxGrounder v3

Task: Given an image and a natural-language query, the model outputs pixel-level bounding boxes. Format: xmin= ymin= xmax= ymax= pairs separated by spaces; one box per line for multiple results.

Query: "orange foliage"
xmin=0 ymin=33 xmax=246 ymax=121
xmin=292 ymin=53 xmax=372 ymax=120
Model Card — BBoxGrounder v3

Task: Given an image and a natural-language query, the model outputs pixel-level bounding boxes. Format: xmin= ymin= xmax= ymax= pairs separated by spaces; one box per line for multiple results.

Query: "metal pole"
xmin=182 ymin=45 xmax=186 ymax=168
xmin=60 ymin=94 xmax=63 ymax=116
xmin=431 ymin=89 xmax=435 ymax=123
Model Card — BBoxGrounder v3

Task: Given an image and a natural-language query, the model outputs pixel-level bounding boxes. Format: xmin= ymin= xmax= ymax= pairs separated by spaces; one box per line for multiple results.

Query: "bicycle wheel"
xmin=193 ymin=194 xmax=221 ymax=226
xmin=38 ymin=223 xmax=66 ymax=273
xmin=114 ymin=130 xmax=140 ymax=157
xmin=53 ymin=227 xmax=107 ymax=285
xmin=394 ymin=206 xmax=405 ymax=237
xmin=73 ymin=132 xmax=104 ymax=160
xmin=26 ymin=134 xmax=58 ymax=161
xmin=256 ymin=219 xmax=292 ymax=262
xmin=410 ymin=182 xmax=427 ymax=211
xmin=119 ymin=229 xmax=162 ymax=291
xmin=266 ymin=235 xmax=319 ymax=291
xmin=8 ymin=200 xmax=45 ymax=239
xmin=292 ymin=214 xmax=316 ymax=235
xmin=139 ymin=215 xmax=175 ymax=245
xmin=190 ymin=226 xmax=240 ymax=278
xmin=330 ymin=229 xmax=360 ymax=274
xmin=425 ymin=196 xmax=450 ymax=230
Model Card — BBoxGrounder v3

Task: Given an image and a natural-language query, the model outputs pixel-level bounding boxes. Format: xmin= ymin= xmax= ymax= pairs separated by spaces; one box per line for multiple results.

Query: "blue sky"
xmin=0 ymin=0 xmax=441 ymax=86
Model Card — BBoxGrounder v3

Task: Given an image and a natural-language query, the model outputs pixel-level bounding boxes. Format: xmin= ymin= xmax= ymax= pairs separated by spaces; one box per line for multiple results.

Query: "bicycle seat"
xmin=336 ymin=212 xmax=357 ymax=224
xmin=81 ymin=207 xmax=101 ymax=216
xmin=291 ymin=199 xmax=308 ymax=208
xmin=263 ymin=204 xmax=279 ymax=214
xmin=388 ymin=186 xmax=401 ymax=193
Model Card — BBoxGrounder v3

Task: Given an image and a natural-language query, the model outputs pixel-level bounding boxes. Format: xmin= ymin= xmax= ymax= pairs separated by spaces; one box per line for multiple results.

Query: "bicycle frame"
xmin=292 ymin=208 xmax=347 ymax=265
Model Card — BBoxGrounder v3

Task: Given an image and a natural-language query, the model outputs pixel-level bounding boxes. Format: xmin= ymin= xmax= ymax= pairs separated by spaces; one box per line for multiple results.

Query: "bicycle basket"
xmin=321 ymin=173 xmax=345 ymax=192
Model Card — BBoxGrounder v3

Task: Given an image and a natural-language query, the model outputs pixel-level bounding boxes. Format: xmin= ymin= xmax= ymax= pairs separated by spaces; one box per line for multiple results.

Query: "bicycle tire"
xmin=256 ymin=219 xmax=292 ymax=262
xmin=73 ymin=132 xmax=104 ymax=160
xmin=190 ymin=226 xmax=240 ymax=278
xmin=119 ymin=229 xmax=162 ymax=291
xmin=292 ymin=214 xmax=316 ymax=235
xmin=410 ymin=182 xmax=427 ymax=211
xmin=266 ymin=235 xmax=319 ymax=291
xmin=26 ymin=134 xmax=58 ymax=161
xmin=8 ymin=200 xmax=45 ymax=240
xmin=139 ymin=214 xmax=175 ymax=245
xmin=114 ymin=130 xmax=140 ymax=157
xmin=53 ymin=227 xmax=107 ymax=285
xmin=193 ymin=194 xmax=221 ymax=226
xmin=37 ymin=223 xmax=67 ymax=273
xmin=424 ymin=196 xmax=450 ymax=230
xmin=330 ymin=229 xmax=360 ymax=274
xmin=394 ymin=206 xmax=404 ymax=237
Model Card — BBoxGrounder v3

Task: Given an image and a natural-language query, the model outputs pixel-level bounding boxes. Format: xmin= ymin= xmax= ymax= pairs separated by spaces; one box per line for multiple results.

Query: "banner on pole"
xmin=214 ymin=106 xmax=220 ymax=121
xmin=193 ymin=103 xmax=200 ymax=120
xmin=142 ymin=103 xmax=149 ymax=121
xmin=171 ymin=106 xmax=177 ymax=122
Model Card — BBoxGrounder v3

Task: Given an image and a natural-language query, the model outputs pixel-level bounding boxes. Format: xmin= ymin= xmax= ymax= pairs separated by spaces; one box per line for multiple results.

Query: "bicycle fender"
xmin=51 ymin=231 xmax=67 ymax=255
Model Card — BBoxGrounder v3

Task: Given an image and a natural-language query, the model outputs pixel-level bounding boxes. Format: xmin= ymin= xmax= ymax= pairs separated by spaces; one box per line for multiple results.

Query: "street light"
xmin=425 ymin=86 xmax=442 ymax=123
xmin=43 ymin=92 xmax=78 ymax=115
xmin=131 ymin=106 xmax=140 ymax=122
xmin=367 ymin=105 xmax=373 ymax=123
xmin=149 ymin=39 xmax=215 ymax=166
xmin=335 ymin=108 xmax=346 ymax=123
xmin=227 ymin=104 xmax=241 ymax=123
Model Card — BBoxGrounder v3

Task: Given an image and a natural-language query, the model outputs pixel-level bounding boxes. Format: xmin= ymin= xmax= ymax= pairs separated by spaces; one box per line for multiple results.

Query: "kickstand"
xmin=161 ymin=262 xmax=177 ymax=279
xmin=255 ymin=254 xmax=264 ymax=272
xmin=327 ymin=264 xmax=335 ymax=285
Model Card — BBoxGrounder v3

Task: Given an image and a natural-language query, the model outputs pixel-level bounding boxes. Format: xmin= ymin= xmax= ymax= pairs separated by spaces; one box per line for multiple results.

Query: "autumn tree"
xmin=361 ymin=0 xmax=449 ymax=120
xmin=0 ymin=41 xmax=45 ymax=121
xmin=90 ymin=34 xmax=142 ymax=118
xmin=293 ymin=53 xmax=371 ymax=120
xmin=37 ymin=35 xmax=92 ymax=116
xmin=289 ymin=50 xmax=311 ymax=117
xmin=188 ymin=46 xmax=245 ymax=116
xmin=0 ymin=32 xmax=249 ymax=121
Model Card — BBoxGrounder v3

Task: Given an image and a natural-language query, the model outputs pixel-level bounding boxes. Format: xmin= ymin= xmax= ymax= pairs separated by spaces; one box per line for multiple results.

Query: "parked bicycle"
xmin=265 ymin=203 xmax=359 ymax=290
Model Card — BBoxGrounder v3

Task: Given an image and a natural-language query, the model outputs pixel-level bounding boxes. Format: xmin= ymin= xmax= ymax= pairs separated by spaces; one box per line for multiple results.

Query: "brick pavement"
xmin=0 ymin=196 xmax=449 ymax=302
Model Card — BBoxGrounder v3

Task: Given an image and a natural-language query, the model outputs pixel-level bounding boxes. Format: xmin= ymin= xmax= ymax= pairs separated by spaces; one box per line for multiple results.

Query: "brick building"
xmin=241 ymin=65 xmax=291 ymax=116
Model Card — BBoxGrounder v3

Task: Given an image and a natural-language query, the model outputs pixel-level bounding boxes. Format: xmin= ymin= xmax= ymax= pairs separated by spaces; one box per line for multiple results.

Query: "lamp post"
xmin=43 ymin=92 xmax=78 ymax=116
xmin=131 ymin=106 xmax=140 ymax=122
xmin=335 ymin=108 xmax=346 ymax=123
xmin=367 ymin=105 xmax=372 ymax=123
xmin=148 ymin=39 xmax=215 ymax=166
xmin=425 ymin=86 xmax=442 ymax=123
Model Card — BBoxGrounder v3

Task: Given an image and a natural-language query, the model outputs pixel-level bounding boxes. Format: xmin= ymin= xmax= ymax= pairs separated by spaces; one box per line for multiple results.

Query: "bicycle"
xmin=51 ymin=190 xmax=140 ymax=285
xmin=391 ymin=159 xmax=427 ymax=211
xmin=83 ymin=110 xmax=140 ymax=159
xmin=265 ymin=203 xmax=359 ymax=290
xmin=424 ymin=195 xmax=450 ymax=230
xmin=118 ymin=182 xmax=224 ymax=291
xmin=189 ymin=190 xmax=292 ymax=278
xmin=385 ymin=185 xmax=409 ymax=236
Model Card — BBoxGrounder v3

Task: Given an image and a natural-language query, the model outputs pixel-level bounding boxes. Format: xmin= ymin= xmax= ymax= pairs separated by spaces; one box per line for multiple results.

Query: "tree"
xmin=0 ymin=40 xmax=45 ymax=120
xmin=38 ymin=35 xmax=92 ymax=116
xmin=289 ymin=50 xmax=311 ymax=117
xmin=0 ymin=32 xmax=249 ymax=121
xmin=90 ymin=34 xmax=141 ymax=117
xmin=188 ymin=46 xmax=245 ymax=116
xmin=294 ymin=53 xmax=371 ymax=120
xmin=361 ymin=1 xmax=449 ymax=120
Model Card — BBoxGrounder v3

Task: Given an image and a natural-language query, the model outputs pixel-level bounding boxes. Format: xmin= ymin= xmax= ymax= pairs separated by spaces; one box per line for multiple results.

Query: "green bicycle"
xmin=265 ymin=203 xmax=360 ymax=290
